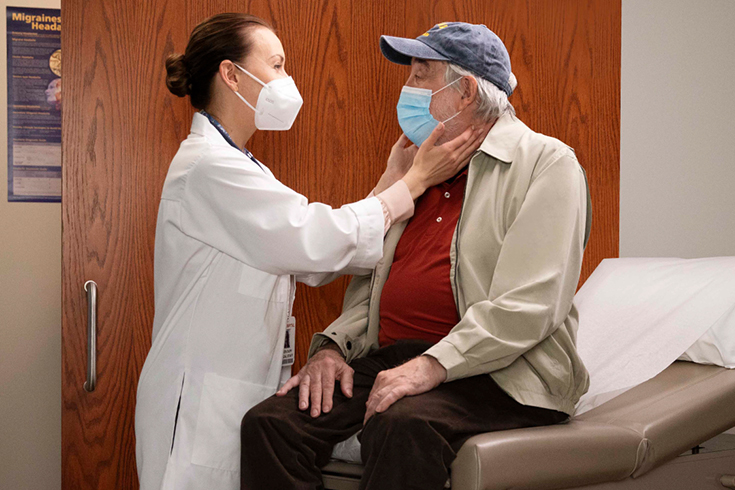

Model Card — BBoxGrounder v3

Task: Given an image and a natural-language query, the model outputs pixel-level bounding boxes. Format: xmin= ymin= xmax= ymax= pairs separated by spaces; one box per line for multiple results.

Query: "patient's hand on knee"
xmin=363 ymin=355 xmax=447 ymax=425
xmin=276 ymin=343 xmax=353 ymax=418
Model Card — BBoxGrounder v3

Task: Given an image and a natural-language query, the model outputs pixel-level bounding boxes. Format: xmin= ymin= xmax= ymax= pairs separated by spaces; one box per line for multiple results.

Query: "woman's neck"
xmin=205 ymin=95 xmax=256 ymax=149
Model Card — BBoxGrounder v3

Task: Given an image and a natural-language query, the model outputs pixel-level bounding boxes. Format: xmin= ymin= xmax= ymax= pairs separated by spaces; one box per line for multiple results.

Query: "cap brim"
xmin=380 ymin=35 xmax=450 ymax=65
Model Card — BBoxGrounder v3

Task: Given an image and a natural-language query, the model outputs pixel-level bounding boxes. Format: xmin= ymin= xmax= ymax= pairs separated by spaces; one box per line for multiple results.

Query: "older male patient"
xmin=241 ymin=22 xmax=591 ymax=490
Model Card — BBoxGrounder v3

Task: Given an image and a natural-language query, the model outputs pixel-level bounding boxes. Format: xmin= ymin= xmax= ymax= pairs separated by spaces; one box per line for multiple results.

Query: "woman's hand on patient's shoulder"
xmin=276 ymin=342 xmax=353 ymax=418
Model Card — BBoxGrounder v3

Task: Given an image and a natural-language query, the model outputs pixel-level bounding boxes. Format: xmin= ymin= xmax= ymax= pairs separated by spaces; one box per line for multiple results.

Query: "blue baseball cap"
xmin=380 ymin=22 xmax=514 ymax=96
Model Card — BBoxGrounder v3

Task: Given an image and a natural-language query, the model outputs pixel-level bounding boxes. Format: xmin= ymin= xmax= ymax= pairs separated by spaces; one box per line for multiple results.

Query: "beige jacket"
xmin=309 ymin=113 xmax=592 ymax=415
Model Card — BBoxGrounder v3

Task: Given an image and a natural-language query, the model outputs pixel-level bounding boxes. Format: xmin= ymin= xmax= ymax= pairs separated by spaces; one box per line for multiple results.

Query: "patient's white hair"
xmin=444 ymin=62 xmax=516 ymax=122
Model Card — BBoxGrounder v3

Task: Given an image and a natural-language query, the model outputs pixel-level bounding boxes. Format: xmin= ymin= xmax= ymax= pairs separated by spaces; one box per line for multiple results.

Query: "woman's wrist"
xmin=401 ymin=170 xmax=427 ymax=200
xmin=375 ymin=169 xmax=402 ymax=195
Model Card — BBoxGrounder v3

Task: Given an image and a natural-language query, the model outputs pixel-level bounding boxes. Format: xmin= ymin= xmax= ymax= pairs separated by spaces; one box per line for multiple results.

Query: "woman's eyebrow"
xmin=269 ymin=54 xmax=285 ymax=63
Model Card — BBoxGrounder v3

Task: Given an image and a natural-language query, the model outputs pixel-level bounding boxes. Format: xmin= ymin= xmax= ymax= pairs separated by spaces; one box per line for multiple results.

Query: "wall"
xmin=0 ymin=0 xmax=61 ymax=489
xmin=620 ymin=0 xmax=735 ymax=258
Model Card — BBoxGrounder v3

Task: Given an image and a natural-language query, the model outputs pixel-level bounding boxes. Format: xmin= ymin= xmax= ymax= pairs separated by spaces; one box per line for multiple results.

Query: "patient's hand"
xmin=363 ymin=355 xmax=447 ymax=425
xmin=276 ymin=343 xmax=353 ymax=418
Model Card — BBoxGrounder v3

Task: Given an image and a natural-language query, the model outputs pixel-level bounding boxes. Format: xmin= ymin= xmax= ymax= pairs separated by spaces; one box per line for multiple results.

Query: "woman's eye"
xmin=274 ymin=64 xmax=283 ymax=70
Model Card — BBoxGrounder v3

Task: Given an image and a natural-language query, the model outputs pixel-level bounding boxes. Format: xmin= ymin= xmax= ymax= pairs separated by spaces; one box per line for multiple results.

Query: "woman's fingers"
xmin=455 ymin=129 xmax=485 ymax=164
xmin=441 ymin=125 xmax=474 ymax=152
xmin=420 ymin=122 xmax=445 ymax=149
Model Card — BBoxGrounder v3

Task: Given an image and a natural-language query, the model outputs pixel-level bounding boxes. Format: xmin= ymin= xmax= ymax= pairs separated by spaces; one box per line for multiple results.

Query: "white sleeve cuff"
xmin=344 ymin=196 xmax=384 ymax=269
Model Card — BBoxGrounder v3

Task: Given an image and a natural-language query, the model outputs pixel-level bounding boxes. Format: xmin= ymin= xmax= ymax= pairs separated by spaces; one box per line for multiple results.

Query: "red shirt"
xmin=378 ymin=169 xmax=468 ymax=347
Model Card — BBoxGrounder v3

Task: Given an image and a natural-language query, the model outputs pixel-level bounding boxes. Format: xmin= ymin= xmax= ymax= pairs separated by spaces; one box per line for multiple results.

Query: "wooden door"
xmin=61 ymin=1 xmax=620 ymax=488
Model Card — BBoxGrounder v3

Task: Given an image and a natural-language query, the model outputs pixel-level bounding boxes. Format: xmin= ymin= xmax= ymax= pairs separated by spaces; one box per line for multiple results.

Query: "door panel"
xmin=61 ymin=1 xmax=620 ymax=488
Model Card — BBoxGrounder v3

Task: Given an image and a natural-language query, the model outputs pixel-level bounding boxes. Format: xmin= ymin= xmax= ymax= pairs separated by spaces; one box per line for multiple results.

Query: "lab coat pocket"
xmin=238 ymin=262 xmax=288 ymax=302
xmin=191 ymin=372 xmax=276 ymax=471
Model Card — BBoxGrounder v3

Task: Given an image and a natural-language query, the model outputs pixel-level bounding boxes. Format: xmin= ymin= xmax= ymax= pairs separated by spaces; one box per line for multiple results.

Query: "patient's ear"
xmin=459 ymin=76 xmax=478 ymax=109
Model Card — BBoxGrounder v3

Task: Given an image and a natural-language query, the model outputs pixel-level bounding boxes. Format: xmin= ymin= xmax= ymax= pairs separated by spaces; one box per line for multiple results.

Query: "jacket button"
xmin=346 ymin=341 xmax=352 ymax=350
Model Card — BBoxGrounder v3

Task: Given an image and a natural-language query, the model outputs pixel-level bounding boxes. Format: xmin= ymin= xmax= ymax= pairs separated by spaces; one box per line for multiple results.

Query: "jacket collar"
xmin=478 ymin=112 xmax=530 ymax=164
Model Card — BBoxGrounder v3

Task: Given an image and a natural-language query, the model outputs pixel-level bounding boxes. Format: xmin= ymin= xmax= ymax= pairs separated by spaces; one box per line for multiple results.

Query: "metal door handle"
xmin=83 ymin=280 xmax=98 ymax=392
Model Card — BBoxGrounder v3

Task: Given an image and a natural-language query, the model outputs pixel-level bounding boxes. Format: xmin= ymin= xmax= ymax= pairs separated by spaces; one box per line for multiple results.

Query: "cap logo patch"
xmin=422 ymin=22 xmax=450 ymax=36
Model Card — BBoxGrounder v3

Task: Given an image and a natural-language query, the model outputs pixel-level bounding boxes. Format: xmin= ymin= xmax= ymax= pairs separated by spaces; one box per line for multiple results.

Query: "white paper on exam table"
xmin=573 ymin=257 xmax=735 ymax=415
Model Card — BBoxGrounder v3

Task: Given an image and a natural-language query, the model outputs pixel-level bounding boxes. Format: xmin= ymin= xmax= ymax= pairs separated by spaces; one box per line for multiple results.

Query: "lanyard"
xmin=200 ymin=110 xmax=264 ymax=171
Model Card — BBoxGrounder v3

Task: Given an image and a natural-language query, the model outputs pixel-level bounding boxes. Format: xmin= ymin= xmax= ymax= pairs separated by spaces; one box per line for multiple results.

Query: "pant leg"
xmin=241 ymin=340 xmax=427 ymax=490
xmin=358 ymin=363 xmax=569 ymax=490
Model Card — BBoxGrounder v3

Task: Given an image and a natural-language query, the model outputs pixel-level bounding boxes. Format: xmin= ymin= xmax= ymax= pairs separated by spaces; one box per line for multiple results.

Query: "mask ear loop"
xmin=232 ymin=62 xmax=265 ymax=114
xmin=433 ymin=76 xmax=470 ymax=124
xmin=431 ymin=76 xmax=463 ymax=96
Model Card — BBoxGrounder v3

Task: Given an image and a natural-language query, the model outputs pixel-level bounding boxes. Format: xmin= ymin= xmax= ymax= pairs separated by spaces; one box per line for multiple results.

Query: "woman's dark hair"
xmin=165 ymin=13 xmax=273 ymax=110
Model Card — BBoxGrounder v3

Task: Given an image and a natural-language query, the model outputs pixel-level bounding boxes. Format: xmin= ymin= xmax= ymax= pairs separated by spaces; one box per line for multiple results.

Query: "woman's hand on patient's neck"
xmin=375 ymin=134 xmax=419 ymax=195
xmin=402 ymin=122 xmax=489 ymax=200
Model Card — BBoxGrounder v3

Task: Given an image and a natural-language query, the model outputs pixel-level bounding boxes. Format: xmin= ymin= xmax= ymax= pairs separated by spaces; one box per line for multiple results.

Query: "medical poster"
xmin=6 ymin=7 xmax=61 ymax=202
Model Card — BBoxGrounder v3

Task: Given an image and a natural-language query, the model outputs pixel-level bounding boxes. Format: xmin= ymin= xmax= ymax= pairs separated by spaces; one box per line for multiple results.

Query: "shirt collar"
xmin=477 ymin=112 xmax=530 ymax=164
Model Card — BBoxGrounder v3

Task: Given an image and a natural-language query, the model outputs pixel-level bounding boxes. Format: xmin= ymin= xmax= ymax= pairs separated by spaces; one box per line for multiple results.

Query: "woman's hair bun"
xmin=165 ymin=53 xmax=189 ymax=97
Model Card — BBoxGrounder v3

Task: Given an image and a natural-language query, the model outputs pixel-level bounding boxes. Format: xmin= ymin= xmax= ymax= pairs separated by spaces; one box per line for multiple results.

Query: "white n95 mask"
xmin=234 ymin=63 xmax=303 ymax=131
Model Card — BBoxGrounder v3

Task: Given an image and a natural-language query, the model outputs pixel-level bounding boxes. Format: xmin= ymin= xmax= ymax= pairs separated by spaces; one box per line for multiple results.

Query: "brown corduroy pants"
xmin=241 ymin=339 xmax=568 ymax=490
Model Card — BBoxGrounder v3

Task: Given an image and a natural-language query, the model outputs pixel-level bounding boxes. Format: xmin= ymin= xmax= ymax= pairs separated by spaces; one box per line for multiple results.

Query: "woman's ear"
xmin=218 ymin=60 xmax=240 ymax=92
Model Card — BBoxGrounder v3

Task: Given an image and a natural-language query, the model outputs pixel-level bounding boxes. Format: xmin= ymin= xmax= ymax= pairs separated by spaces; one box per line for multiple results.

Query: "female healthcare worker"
xmin=134 ymin=12 xmax=485 ymax=490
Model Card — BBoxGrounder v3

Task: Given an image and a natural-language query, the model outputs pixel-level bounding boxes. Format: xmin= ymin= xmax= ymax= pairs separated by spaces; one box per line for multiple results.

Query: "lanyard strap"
xmin=200 ymin=110 xmax=264 ymax=171
xmin=288 ymin=275 xmax=296 ymax=318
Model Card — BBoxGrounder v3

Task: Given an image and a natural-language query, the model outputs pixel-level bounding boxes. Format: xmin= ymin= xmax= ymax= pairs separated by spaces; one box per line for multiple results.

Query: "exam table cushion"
xmin=325 ymin=362 xmax=735 ymax=490
xmin=449 ymin=361 xmax=735 ymax=490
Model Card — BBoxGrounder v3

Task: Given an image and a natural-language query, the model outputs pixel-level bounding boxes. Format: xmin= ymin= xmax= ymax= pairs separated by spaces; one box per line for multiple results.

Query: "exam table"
xmin=321 ymin=361 xmax=735 ymax=490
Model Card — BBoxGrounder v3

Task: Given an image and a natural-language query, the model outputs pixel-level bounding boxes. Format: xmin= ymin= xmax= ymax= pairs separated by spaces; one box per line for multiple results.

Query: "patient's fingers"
xmin=298 ymin=375 xmax=311 ymax=411
xmin=310 ymin=374 xmax=323 ymax=417
xmin=276 ymin=374 xmax=300 ymax=396
xmin=322 ymin=370 xmax=335 ymax=413
xmin=375 ymin=387 xmax=407 ymax=414
xmin=363 ymin=385 xmax=386 ymax=424
xmin=339 ymin=369 xmax=354 ymax=398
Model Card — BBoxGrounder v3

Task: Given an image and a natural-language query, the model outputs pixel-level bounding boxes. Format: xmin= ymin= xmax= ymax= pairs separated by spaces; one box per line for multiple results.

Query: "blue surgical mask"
xmin=396 ymin=78 xmax=463 ymax=147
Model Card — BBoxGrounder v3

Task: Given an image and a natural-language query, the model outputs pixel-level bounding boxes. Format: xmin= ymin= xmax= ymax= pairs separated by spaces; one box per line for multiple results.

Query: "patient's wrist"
xmin=318 ymin=340 xmax=346 ymax=358
xmin=421 ymin=354 xmax=448 ymax=383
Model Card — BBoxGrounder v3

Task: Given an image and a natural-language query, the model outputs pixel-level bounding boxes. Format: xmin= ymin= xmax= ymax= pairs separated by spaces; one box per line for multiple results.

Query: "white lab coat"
xmin=135 ymin=113 xmax=385 ymax=490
